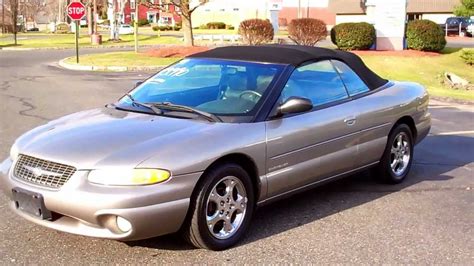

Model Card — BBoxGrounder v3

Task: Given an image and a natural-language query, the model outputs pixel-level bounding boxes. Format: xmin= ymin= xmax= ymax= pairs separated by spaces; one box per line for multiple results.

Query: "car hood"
xmin=14 ymin=107 xmax=212 ymax=169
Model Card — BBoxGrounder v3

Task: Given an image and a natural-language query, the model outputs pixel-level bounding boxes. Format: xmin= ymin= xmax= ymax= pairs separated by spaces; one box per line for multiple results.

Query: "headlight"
xmin=88 ymin=168 xmax=171 ymax=186
xmin=10 ymin=144 xmax=19 ymax=160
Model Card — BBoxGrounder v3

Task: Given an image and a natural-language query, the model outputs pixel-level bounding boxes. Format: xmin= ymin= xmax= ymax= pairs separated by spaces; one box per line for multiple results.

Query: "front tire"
xmin=182 ymin=163 xmax=255 ymax=250
xmin=376 ymin=124 xmax=414 ymax=184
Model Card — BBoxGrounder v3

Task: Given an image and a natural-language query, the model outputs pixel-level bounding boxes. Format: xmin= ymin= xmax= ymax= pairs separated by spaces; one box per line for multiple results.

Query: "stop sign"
xmin=67 ymin=2 xmax=86 ymax=21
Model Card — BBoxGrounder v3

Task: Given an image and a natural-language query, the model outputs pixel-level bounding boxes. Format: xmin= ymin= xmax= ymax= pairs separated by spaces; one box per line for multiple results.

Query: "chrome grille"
xmin=13 ymin=155 xmax=76 ymax=188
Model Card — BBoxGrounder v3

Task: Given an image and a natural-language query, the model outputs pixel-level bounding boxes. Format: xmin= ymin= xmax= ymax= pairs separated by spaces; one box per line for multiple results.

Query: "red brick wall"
xmin=279 ymin=7 xmax=336 ymax=26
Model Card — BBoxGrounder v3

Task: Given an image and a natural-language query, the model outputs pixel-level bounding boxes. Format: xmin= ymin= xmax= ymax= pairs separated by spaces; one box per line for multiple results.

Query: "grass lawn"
xmin=62 ymin=48 xmax=473 ymax=101
xmin=64 ymin=51 xmax=180 ymax=67
xmin=0 ymin=33 xmax=181 ymax=48
xmin=360 ymin=48 xmax=474 ymax=101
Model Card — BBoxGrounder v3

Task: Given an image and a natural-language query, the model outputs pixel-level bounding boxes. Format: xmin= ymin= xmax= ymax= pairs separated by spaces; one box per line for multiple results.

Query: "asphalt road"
xmin=0 ymin=49 xmax=473 ymax=264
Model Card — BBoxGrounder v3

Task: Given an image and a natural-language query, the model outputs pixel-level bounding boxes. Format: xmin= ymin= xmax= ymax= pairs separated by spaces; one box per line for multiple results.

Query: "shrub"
xmin=206 ymin=22 xmax=226 ymax=29
xmin=238 ymin=19 xmax=274 ymax=45
xmin=460 ymin=48 xmax=474 ymax=65
xmin=288 ymin=18 xmax=327 ymax=46
xmin=406 ymin=20 xmax=446 ymax=52
xmin=199 ymin=24 xmax=208 ymax=29
xmin=55 ymin=23 xmax=70 ymax=34
xmin=137 ymin=18 xmax=149 ymax=26
xmin=153 ymin=25 xmax=180 ymax=31
xmin=331 ymin=22 xmax=375 ymax=50
xmin=225 ymin=24 xmax=235 ymax=30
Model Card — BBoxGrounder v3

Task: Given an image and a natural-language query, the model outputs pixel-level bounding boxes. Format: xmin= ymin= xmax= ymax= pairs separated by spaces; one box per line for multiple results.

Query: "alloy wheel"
xmin=205 ymin=176 xmax=248 ymax=240
xmin=390 ymin=132 xmax=411 ymax=176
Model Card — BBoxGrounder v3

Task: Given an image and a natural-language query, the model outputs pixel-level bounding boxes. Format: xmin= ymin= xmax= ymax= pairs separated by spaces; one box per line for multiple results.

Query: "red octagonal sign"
xmin=67 ymin=1 xmax=86 ymax=21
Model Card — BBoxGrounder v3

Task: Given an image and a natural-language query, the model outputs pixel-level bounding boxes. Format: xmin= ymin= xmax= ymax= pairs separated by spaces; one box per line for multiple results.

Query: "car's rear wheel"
xmin=182 ymin=163 xmax=255 ymax=250
xmin=376 ymin=124 xmax=414 ymax=184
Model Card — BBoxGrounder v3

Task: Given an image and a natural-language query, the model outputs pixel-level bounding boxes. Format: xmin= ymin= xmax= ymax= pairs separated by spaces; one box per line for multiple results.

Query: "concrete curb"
xmin=58 ymin=58 xmax=165 ymax=72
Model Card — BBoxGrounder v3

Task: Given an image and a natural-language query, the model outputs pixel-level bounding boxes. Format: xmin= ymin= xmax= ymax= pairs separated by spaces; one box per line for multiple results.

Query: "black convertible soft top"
xmin=188 ymin=45 xmax=388 ymax=90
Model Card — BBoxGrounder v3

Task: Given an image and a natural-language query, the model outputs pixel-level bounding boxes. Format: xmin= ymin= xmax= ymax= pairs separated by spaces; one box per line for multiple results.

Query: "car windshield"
xmin=118 ymin=58 xmax=284 ymax=117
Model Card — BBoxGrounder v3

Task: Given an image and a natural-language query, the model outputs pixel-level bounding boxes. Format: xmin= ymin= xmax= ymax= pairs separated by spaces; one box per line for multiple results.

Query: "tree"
xmin=142 ymin=0 xmax=208 ymax=46
xmin=24 ymin=0 xmax=46 ymax=24
xmin=8 ymin=0 xmax=18 ymax=44
xmin=454 ymin=0 xmax=474 ymax=17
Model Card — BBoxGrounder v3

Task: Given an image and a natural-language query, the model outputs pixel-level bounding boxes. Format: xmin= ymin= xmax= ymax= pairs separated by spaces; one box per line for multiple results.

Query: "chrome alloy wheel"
xmin=390 ymin=132 xmax=411 ymax=176
xmin=205 ymin=176 xmax=248 ymax=240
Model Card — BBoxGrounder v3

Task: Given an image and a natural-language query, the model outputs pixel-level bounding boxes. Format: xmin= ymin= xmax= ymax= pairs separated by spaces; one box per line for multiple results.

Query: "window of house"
xmin=130 ymin=0 xmax=135 ymax=9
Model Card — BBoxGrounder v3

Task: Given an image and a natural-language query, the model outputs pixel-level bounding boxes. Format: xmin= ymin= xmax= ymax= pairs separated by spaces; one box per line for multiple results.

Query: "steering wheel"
xmin=239 ymin=90 xmax=262 ymax=102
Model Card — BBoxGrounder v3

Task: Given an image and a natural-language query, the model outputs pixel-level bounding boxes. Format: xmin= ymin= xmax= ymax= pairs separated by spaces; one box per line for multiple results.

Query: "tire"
xmin=376 ymin=124 xmax=414 ymax=184
xmin=182 ymin=163 xmax=255 ymax=250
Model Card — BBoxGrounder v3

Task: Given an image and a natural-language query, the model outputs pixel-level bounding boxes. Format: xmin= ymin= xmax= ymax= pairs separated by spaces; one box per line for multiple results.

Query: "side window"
xmin=281 ymin=60 xmax=349 ymax=107
xmin=331 ymin=60 xmax=370 ymax=97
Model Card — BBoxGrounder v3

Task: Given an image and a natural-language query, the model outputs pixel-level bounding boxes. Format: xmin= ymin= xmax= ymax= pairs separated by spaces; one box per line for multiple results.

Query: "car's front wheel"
xmin=376 ymin=124 xmax=414 ymax=184
xmin=183 ymin=163 xmax=255 ymax=250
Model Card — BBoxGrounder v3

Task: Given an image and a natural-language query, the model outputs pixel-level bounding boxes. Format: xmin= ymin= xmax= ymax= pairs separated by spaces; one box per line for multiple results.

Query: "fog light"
xmin=116 ymin=216 xmax=132 ymax=233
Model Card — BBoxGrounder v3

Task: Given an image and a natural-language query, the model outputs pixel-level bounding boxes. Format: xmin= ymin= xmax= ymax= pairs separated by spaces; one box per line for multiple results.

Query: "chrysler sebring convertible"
xmin=0 ymin=45 xmax=430 ymax=250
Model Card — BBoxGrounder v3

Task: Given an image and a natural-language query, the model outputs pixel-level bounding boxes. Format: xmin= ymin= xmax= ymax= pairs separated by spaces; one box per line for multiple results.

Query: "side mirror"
xmin=278 ymin=97 xmax=313 ymax=116
xmin=135 ymin=81 xmax=144 ymax=88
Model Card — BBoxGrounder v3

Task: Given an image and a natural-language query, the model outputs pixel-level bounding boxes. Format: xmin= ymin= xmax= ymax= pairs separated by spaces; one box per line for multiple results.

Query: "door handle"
xmin=344 ymin=116 xmax=357 ymax=126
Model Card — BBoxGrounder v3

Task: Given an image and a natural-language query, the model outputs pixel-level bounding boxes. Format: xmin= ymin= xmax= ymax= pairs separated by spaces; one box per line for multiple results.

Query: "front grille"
xmin=13 ymin=155 xmax=76 ymax=188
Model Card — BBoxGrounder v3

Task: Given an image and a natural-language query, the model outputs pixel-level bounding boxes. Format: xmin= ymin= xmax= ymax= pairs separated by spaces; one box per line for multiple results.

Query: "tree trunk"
xmin=87 ymin=5 xmax=93 ymax=35
xmin=182 ymin=15 xmax=194 ymax=46
xmin=14 ymin=32 xmax=17 ymax=45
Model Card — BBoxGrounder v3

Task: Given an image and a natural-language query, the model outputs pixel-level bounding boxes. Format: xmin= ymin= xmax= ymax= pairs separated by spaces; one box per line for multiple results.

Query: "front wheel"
xmin=182 ymin=163 xmax=255 ymax=250
xmin=376 ymin=124 xmax=414 ymax=184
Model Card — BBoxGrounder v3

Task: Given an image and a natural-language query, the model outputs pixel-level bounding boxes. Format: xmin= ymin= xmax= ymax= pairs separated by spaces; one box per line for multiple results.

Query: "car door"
xmin=265 ymin=60 xmax=360 ymax=199
xmin=331 ymin=60 xmax=393 ymax=168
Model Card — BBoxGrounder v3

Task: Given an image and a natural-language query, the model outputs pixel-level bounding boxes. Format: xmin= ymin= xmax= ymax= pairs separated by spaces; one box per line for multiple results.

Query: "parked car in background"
xmin=118 ymin=24 xmax=134 ymax=35
xmin=439 ymin=17 xmax=472 ymax=37
xmin=0 ymin=46 xmax=431 ymax=250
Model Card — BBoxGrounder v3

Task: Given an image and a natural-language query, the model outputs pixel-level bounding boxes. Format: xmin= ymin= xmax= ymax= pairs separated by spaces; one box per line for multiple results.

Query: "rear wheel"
xmin=182 ymin=163 xmax=254 ymax=250
xmin=376 ymin=124 xmax=414 ymax=184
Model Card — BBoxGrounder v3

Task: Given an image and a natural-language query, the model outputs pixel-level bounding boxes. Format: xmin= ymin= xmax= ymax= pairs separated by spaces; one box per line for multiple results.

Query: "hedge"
xmin=288 ymin=18 xmax=327 ymax=46
xmin=238 ymin=19 xmax=274 ymax=45
xmin=330 ymin=22 xmax=376 ymax=50
xmin=406 ymin=20 xmax=446 ymax=52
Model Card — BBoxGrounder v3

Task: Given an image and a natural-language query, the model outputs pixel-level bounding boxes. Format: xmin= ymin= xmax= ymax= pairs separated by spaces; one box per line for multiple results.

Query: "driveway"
xmin=0 ymin=49 xmax=473 ymax=264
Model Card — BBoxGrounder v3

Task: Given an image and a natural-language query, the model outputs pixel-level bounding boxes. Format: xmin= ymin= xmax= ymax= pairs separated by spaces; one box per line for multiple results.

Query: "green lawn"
xmin=64 ymin=51 xmax=180 ymax=67
xmin=0 ymin=33 xmax=181 ymax=48
xmin=360 ymin=48 xmax=474 ymax=101
xmin=61 ymin=48 xmax=473 ymax=101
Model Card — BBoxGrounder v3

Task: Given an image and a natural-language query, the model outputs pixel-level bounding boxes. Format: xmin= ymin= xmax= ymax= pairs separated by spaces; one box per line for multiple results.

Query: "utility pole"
xmin=306 ymin=0 xmax=309 ymax=18
xmin=297 ymin=0 xmax=301 ymax=18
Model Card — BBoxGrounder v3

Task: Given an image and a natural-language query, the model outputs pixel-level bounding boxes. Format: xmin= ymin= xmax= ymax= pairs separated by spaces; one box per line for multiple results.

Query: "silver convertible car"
xmin=0 ymin=46 xmax=430 ymax=250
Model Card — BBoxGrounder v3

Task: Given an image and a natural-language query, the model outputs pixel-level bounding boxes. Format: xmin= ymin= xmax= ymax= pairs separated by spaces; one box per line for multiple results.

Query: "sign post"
xmin=67 ymin=1 xmax=86 ymax=63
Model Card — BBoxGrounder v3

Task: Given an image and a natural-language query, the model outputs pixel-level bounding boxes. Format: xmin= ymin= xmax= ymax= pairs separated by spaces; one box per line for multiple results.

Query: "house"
xmin=123 ymin=0 xmax=181 ymax=26
xmin=329 ymin=0 xmax=459 ymax=24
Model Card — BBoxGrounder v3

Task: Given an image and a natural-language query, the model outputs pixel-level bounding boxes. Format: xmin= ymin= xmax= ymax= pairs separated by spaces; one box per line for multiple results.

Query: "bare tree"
xmin=8 ymin=0 xmax=18 ymax=44
xmin=142 ymin=0 xmax=208 ymax=46
xmin=24 ymin=0 xmax=46 ymax=24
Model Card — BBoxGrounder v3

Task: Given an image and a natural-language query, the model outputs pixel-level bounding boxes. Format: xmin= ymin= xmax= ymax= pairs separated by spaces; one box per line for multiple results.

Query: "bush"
xmin=55 ymin=22 xmax=70 ymax=34
xmin=225 ymin=24 xmax=235 ymax=30
xmin=406 ymin=20 xmax=446 ymax=52
xmin=460 ymin=48 xmax=474 ymax=65
xmin=238 ymin=19 xmax=274 ymax=45
xmin=288 ymin=18 xmax=327 ymax=46
xmin=330 ymin=22 xmax=375 ymax=50
xmin=206 ymin=22 xmax=226 ymax=29
xmin=137 ymin=18 xmax=149 ymax=26
xmin=152 ymin=25 xmax=181 ymax=31
xmin=199 ymin=24 xmax=208 ymax=29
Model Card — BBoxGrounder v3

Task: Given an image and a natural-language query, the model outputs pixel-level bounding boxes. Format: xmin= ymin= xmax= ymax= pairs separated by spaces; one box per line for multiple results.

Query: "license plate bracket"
xmin=12 ymin=187 xmax=52 ymax=220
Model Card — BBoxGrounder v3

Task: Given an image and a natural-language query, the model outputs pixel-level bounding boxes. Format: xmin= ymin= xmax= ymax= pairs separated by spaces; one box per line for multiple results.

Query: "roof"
xmin=329 ymin=0 xmax=459 ymax=14
xmin=187 ymin=45 xmax=388 ymax=90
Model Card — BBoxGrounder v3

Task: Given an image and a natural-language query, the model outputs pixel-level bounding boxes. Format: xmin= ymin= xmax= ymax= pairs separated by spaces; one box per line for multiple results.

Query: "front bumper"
xmin=0 ymin=157 xmax=201 ymax=241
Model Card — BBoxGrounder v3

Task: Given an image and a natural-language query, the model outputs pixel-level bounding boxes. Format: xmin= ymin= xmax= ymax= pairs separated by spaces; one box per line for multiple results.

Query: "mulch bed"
xmin=144 ymin=46 xmax=210 ymax=58
xmin=353 ymin=49 xmax=441 ymax=57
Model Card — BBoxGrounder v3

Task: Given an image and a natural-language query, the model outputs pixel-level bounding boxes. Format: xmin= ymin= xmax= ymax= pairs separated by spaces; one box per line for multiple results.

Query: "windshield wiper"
xmin=125 ymin=94 xmax=163 ymax=115
xmin=150 ymin=102 xmax=222 ymax=122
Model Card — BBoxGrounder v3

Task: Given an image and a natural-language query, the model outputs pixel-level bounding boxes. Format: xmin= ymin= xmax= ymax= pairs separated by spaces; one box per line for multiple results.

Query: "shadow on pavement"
xmin=127 ymin=134 xmax=473 ymax=250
